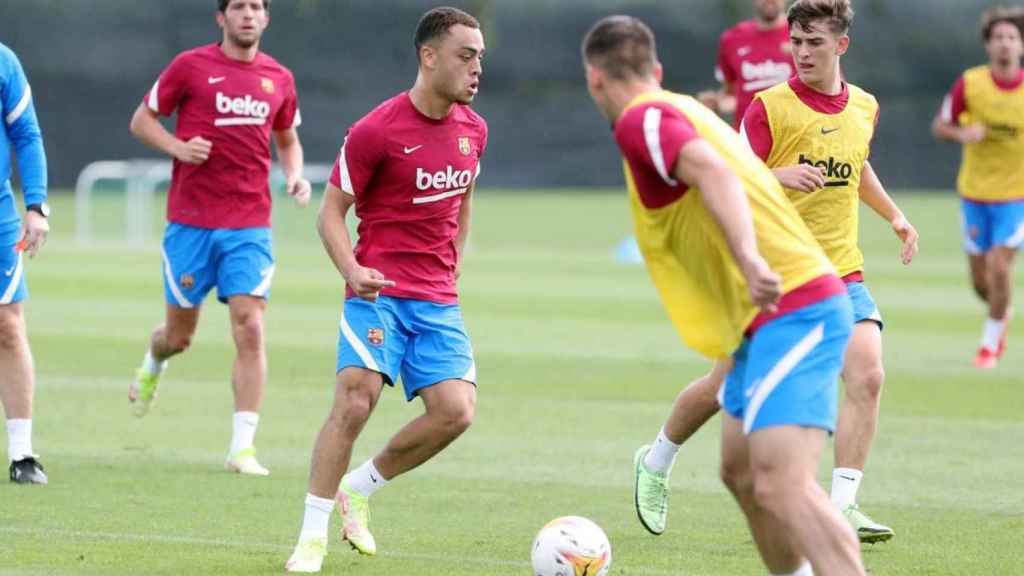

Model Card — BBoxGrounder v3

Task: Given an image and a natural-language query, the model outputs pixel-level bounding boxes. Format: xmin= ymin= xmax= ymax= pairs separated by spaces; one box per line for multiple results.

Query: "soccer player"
xmin=127 ymin=0 xmax=310 ymax=476
xmin=698 ymin=0 xmax=793 ymax=129
xmin=631 ymin=0 xmax=918 ymax=546
xmin=1 ymin=42 xmax=50 ymax=485
xmin=739 ymin=0 xmax=918 ymax=542
xmin=284 ymin=7 xmax=486 ymax=572
xmin=584 ymin=15 xmax=865 ymax=576
xmin=932 ymin=7 xmax=1024 ymax=369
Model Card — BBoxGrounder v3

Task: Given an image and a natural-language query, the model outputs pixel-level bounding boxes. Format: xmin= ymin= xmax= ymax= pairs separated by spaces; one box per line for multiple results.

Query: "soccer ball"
xmin=530 ymin=516 xmax=612 ymax=576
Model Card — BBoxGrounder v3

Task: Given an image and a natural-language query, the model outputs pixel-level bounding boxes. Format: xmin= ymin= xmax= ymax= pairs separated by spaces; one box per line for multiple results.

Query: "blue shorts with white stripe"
xmin=161 ymin=223 xmax=274 ymax=308
xmin=336 ymin=295 xmax=476 ymax=401
xmin=0 ymin=243 xmax=27 ymax=305
xmin=721 ymin=294 xmax=853 ymax=435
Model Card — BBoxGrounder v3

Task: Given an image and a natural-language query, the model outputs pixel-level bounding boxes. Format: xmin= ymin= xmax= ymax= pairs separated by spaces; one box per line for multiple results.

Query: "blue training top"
xmin=0 ymin=41 xmax=47 ymax=247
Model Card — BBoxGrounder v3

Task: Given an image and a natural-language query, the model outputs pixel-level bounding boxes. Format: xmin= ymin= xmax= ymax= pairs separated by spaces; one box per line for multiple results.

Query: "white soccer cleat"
xmin=285 ymin=535 xmax=328 ymax=573
xmin=224 ymin=447 xmax=270 ymax=476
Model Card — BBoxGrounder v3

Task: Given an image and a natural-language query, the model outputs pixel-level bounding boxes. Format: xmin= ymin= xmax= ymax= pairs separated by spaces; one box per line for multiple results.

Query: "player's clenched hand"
xmin=891 ymin=213 xmax=919 ymax=265
xmin=959 ymin=123 xmax=986 ymax=145
xmin=773 ymin=164 xmax=825 ymax=193
xmin=286 ymin=176 xmax=312 ymax=207
xmin=696 ymin=90 xmax=720 ymax=111
xmin=740 ymin=255 xmax=782 ymax=314
xmin=346 ymin=266 xmax=396 ymax=302
xmin=19 ymin=211 xmax=49 ymax=258
xmin=174 ymin=136 xmax=213 ymax=165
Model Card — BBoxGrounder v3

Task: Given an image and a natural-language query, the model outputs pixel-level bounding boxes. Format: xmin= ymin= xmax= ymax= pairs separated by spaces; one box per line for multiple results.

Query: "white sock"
xmin=142 ymin=350 xmax=167 ymax=376
xmin=831 ymin=467 xmax=863 ymax=510
xmin=6 ymin=419 xmax=33 ymax=463
xmin=229 ymin=411 xmax=260 ymax=455
xmin=981 ymin=317 xmax=1007 ymax=350
xmin=345 ymin=459 xmax=388 ymax=497
xmin=643 ymin=428 xmax=681 ymax=474
xmin=299 ymin=493 xmax=335 ymax=540
xmin=773 ymin=561 xmax=814 ymax=576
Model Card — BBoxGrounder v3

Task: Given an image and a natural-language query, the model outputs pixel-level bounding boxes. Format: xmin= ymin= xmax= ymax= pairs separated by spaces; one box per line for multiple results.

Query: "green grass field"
xmin=3 ymin=190 xmax=1022 ymax=575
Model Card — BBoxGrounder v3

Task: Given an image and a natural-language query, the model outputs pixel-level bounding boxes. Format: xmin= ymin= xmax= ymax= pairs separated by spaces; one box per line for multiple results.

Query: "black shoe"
xmin=9 ymin=456 xmax=48 ymax=485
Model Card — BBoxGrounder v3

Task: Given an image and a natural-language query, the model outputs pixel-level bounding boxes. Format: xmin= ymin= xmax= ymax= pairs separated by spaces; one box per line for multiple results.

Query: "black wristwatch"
xmin=26 ymin=202 xmax=50 ymax=218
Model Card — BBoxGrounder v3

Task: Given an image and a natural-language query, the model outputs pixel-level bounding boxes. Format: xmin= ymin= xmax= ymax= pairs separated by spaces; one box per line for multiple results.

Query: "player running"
xmin=285 ymin=7 xmax=486 ymax=573
xmin=932 ymin=6 xmax=1024 ymax=369
xmin=584 ymin=15 xmax=864 ymax=576
xmin=127 ymin=0 xmax=310 ymax=476
xmin=1 ymin=42 xmax=50 ymax=485
xmin=698 ymin=0 xmax=793 ymax=129
xmin=631 ymin=0 xmax=918 ymax=546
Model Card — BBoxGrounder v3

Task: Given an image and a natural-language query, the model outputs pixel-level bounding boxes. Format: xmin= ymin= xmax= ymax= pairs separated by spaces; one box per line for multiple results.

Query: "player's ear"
xmin=419 ymin=44 xmax=437 ymax=70
xmin=836 ymin=34 xmax=850 ymax=57
xmin=652 ymin=61 xmax=664 ymax=84
xmin=215 ymin=10 xmax=226 ymax=30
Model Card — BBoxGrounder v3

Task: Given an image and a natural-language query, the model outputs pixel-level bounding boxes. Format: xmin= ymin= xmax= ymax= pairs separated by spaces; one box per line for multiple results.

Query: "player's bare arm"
xmin=273 ymin=127 xmax=311 ymax=207
xmin=772 ymin=163 xmax=826 ymax=193
xmin=858 ymin=160 xmax=919 ymax=265
xmin=673 ymin=139 xmax=782 ymax=312
xmin=931 ymin=113 xmax=986 ymax=145
xmin=129 ymin=102 xmax=212 ymax=165
xmin=454 ymin=182 xmax=475 ymax=279
xmin=697 ymin=83 xmax=737 ymax=115
xmin=316 ymin=183 xmax=395 ymax=301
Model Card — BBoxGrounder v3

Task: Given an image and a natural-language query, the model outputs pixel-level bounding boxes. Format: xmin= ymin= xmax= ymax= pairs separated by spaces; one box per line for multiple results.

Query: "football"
xmin=530 ymin=516 xmax=612 ymax=576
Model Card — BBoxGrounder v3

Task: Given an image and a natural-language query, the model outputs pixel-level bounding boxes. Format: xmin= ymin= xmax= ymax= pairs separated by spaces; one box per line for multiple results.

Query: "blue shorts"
xmin=961 ymin=198 xmax=1024 ymax=255
xmin=847 ymin=281 xmax=883 ymax=329
xmin=721 ymin=295 xmax=853 ymax=435
xmin=161 ymin=223 xmax=274 ymax=308
xmin=0 ymin=244 xmax=27 ymax=305
xmin=337 ymin=295 xmax=476 ymax=401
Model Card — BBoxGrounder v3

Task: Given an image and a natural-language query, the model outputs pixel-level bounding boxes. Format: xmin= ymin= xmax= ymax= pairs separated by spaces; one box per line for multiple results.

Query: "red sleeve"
xmin=329 ymin=118 xmax=384 ymax=196
xmin=614 ymin=103 xmax=701 ymax=185
xmin=273 ymin=73 xmax=300 ymax=131
xmin=940 ymin=76 xmax=967 ymax=125
xmin=144 ymin=54 xmax=190 ymax=117
xmin=740 ymin=98 xmax=773 ymax=161
xmin=716 ymin=33 xmax=736 ymax=85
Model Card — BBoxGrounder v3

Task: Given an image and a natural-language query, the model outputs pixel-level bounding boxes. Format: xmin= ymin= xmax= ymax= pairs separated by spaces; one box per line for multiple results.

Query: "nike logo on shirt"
xmin=3 ymin=267 xmax=14 ymax=277
xmin=821 ymin=127 xmax=841 ymax=135
xmin=208 ymin=76 xmax=226 ymax=85
xmin=403 ymin=145 xmax=423 ymax=155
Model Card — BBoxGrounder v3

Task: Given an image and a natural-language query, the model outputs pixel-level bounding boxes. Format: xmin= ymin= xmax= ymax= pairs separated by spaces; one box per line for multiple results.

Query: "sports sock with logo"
xmin=643 ymin=427 xmax=681 ymax=474
xmin=346 ymin=459 xmax=389 ymax=497
xmin=831 ymin=467 xmax=863 ymax=510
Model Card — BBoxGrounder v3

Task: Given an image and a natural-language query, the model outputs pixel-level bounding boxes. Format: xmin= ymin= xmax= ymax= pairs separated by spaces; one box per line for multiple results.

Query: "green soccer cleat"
xmin=224 ymin=446 xmax=270 ymax=476
xmin=129 ymin=368 xmax=161 ymax=418
xmin=337 ymin=479 xmax=377 ymax=555
xmin=843 ymin=504 xmax=895 ymax=544
xmin=285 ymin=535 xmax=328 ymax=573
xmin=633 ymin=445 xmax=671 ymax=535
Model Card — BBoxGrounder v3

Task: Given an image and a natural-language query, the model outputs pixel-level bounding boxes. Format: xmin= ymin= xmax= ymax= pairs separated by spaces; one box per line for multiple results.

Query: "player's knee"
xmin=719 ymin=457 xmax=753 ymax=498
xmin=750 ymin=468 xmax=797 ymax=515
xmin=0 ymin=310 xmax=25 ymax=352
xmin=435 ymin=397 xmax=475 ymax=438
xmin=164 ymin=331 xmax=192 ymax=354
xmin=848 ymin=365 xmax=885 ymax=402
xmin=231 ymin=314 xmax=264 ymax=351
xmin=972 ymin=279 xmax=989 ymax=302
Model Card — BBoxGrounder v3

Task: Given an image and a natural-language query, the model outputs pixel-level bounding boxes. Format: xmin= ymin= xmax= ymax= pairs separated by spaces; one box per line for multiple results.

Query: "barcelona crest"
xmin=458 ymin=136 xmax=472 ymax=156
xmin=367 ymin=328 xmax=385 ymax=347
xmin=179 ymin=273 xmax=195 ymax=290
xmin=261 ymin=77 xmax=275 ymax=94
